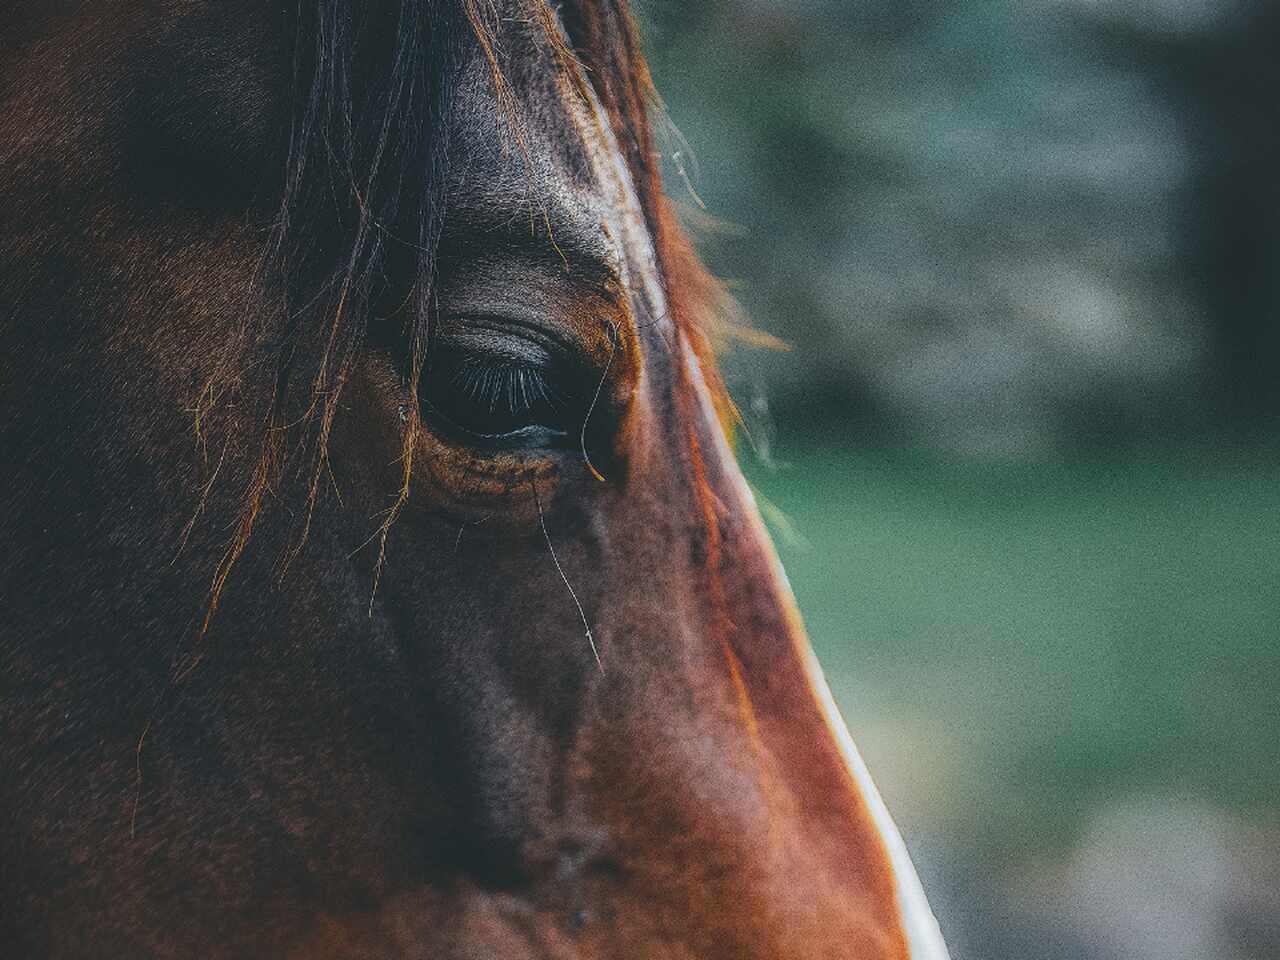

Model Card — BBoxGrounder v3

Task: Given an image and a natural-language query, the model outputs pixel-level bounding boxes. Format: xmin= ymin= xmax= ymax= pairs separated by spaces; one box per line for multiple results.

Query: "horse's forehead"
xmin=445 ymin=6 xmax=669 ymax=336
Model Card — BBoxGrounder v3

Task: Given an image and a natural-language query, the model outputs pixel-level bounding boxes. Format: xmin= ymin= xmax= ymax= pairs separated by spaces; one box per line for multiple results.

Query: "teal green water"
xmin=744 ymin=444 xmax=1280 ymax=854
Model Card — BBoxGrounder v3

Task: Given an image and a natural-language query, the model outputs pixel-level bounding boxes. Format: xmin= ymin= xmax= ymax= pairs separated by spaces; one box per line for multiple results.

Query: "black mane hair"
xmin=199 ymin=0 xmax=471 ymax=625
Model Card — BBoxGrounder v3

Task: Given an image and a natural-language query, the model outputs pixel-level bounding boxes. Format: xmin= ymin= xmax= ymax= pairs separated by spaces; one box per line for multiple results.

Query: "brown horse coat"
xmin=0 ymin=2 xmax=949 ymax=957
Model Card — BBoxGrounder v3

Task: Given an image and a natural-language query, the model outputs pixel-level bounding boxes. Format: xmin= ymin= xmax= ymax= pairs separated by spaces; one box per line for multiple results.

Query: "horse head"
xmin=0 ymin=2 xmax=948 ymax=956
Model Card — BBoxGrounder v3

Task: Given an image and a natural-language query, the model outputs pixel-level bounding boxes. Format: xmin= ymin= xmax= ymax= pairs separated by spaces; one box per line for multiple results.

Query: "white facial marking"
xmin=685 ymin=346 xmax=951 ymax=960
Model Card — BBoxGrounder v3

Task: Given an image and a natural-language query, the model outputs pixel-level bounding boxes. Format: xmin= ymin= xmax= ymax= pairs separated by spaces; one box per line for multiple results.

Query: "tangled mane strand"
xmin=190 ymin=0 xmax=469 ymax=666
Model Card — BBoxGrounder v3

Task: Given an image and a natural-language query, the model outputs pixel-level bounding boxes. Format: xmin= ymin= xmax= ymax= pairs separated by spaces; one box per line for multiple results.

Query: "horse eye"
xmin=421 ymin=344 xmax=580 ymax=447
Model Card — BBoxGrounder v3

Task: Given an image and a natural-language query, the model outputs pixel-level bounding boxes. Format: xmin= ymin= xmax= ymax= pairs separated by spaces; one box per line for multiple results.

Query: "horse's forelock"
xmin=200 ymin=0 xmax=472 ymax=639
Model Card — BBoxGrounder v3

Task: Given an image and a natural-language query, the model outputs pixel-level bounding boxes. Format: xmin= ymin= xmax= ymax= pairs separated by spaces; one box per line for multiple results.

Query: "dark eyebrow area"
xmin=433 ymin=186 xmax=633 ymax=360
xmin=438 ymin=190 xmax=624 ymax=294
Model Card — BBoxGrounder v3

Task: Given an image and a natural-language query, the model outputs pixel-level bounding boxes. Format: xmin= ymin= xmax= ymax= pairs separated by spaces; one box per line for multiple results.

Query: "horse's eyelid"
xmin=437 ymin=308 xmax=611 ymax=368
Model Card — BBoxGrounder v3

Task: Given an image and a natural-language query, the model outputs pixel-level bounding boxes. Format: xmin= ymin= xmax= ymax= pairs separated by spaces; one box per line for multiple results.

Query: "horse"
xmin=0 ymin=2 xmax=949 ymax=956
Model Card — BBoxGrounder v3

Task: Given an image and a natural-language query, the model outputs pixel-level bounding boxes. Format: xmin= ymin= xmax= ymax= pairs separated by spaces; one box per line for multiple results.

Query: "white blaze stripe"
xmin=797 ymin=631 xmax=952 ymax=960
xmin=687 ymin=347 xmax=951 ymax=960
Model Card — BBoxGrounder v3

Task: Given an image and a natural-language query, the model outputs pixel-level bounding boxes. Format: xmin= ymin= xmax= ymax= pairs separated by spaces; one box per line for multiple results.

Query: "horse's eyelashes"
xmin=422 ymin=344 xmax=581 ymax=448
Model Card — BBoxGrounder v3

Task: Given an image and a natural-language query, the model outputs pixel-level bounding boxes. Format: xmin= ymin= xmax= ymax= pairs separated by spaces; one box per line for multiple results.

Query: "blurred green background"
xmin=639 ymin=2 xmax=1280 ymax=958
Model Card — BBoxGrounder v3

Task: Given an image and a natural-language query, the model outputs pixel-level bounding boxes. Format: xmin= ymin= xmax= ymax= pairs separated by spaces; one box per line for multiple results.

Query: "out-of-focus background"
xmin=639 ymin=2 xmax=1280 ymax=957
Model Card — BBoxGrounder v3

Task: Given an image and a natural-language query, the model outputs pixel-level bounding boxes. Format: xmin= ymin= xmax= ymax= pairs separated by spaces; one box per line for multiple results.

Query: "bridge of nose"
xmin=651 ymin=350 xmax=952 ymax=959
xmin=558 ymin=491 xmax=883 ymax=951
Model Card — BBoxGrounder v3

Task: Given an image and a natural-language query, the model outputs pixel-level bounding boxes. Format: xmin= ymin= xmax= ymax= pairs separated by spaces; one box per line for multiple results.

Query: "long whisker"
xmin=531 ymin=480 xmax=603 ymax=674
xmin=580 ymin=320 xmax=619 ymax=483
